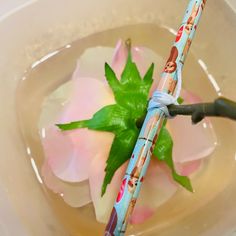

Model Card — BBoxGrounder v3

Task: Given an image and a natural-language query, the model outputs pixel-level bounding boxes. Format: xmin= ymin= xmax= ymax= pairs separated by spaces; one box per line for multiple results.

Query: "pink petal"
xmin=169 ymin=90 xmax=217 ymax=164
xmin=130 ymin=206 xmax=154 ymax=225
xmin=112 ymin=40 xmax=164 ymax=92
xmin=41 ymin=160 xmax=92 ymax=207
xmin=111 ymin=39 xmax=127 ymax=78
xmin=112 ymin=40 xmax=146 ymax=77
xmin=60 ymin=76 xmax=115 ymax=122
xmin=43 ymin=125 xmax=114 ymax=182
xmin=130 ymin=159 xmax=177 ymax=224
xmin=72 ymin=47 xmax=115 ymax=80
xmin=175 ymin=160 xmax=202 ymax=176
xmin=88 ymin=150 xmax=125 ymax=223
xmin=42 ymin=77 xmax=115 ymax=182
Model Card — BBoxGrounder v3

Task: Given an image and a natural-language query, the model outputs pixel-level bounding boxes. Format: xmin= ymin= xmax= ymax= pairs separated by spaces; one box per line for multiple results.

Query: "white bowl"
xmin=0 ymin=1 xmax=236 ymax=235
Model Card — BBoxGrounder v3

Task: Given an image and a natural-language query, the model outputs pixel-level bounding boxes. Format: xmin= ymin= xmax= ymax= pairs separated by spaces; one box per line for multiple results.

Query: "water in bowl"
xmin=15 ymin=23 xmax=236 ymax=236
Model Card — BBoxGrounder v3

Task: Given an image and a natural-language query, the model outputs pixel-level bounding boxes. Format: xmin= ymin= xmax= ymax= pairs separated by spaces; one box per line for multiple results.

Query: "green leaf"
xmin=107 ymin=62 xmax=154 ymax=120
xmin=57 ymin=43 xmax=193 ymax=196
xmin=177 ymin=96 xmax=184 ymax=105
xmin=56 ymin=120 xmax=88 ymax=130
xmin=120 ymin=53 xmax=142 ymax=85
xmin=57 ymin=105 xmax=131 ymax=134
xmin=102 ymin=128 xmax=138 ymax=196
xmin=153 ymin=126 xmax=193 ymax=192
xmin=104 ymin=63 xmax=121 ymax=94
xmin=143 ymin=63 xmax=154 ymax=85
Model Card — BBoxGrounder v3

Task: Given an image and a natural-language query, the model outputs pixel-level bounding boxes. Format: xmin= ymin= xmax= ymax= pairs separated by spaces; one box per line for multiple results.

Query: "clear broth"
xmin=16 ymin=24 xmax=236 ymax=236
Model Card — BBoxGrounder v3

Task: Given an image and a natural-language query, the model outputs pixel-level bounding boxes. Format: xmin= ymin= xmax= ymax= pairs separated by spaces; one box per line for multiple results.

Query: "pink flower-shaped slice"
xmin=41 ymin=40 xmax=217 ymax=225
xmin=169 ymin=90 xmax=217 ymax=164
xmin=42 ymin=75 xmax=115 ymax=183
xmin=42 ymin=160 xmax=92 ymax=207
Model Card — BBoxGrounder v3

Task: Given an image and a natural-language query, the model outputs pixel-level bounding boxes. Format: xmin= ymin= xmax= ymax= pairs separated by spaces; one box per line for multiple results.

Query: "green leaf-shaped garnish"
xmin=153 ymin=126 xmax=193 ymax=192
xmin=57 ymin=42 xmax=193 ymax=196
